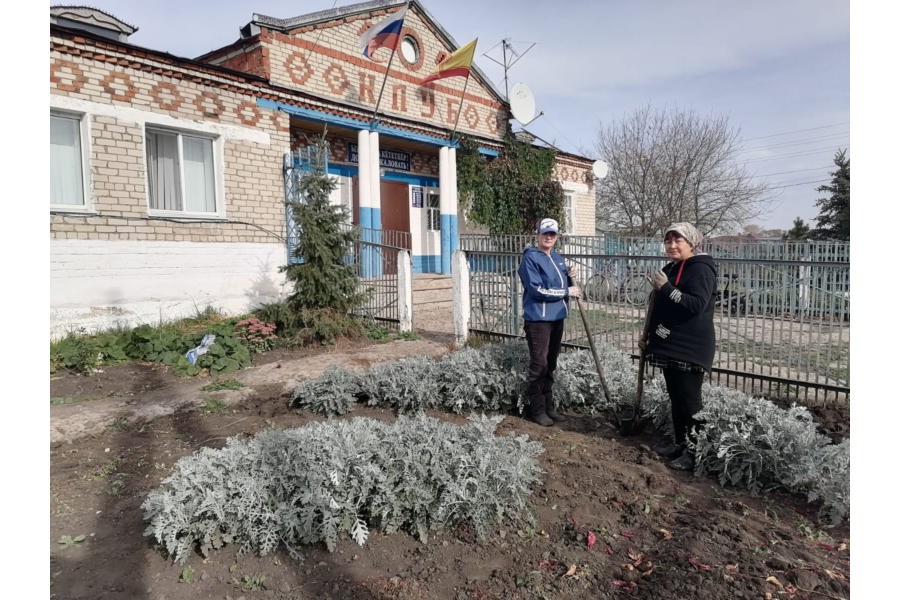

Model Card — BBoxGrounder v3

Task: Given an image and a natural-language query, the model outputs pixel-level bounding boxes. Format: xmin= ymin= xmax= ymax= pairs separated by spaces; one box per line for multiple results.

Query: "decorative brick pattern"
xmin=50 ymin=58 xmax=85 ymax=93
xmin=285 ymin=51 xmax=313 ymax=86
xmin=194 ymin=90 xmax=224 ymax=117
xmin=50 ymin=40 xmax=289 ymax=245
xmin=264 ymin=12 xmax=507 ymax=139
xmin=150 ymin=81 xmax=184 ymax=111
xmin=100 ymin=71 xmax=137 ymax=102
xmin=235 ymin=100 xmax=262 ymax=126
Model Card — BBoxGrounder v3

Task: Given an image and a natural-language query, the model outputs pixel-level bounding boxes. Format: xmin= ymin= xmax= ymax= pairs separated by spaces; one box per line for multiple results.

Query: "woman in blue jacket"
xmin=517 ymin=218 xmax=582 ymax=426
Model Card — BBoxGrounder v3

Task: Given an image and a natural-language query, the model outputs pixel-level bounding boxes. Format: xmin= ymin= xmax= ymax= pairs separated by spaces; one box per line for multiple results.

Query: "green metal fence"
xmin=460 ymin=234 xmax=850 ymax=406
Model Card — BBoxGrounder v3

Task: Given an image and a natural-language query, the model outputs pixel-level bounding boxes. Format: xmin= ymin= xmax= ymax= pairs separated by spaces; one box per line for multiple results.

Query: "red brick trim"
xmin=50 ymin=58 xmax=85 ymax=93
xmin=100 ymin=71 xmax=137 ymax=102
xmin=235 ymin=100 xmax=262 ymax=126
xmin=285 ymin=51 xmax=313 ymax=86
xmin=150 ymin=81 xmax=184 ymax=111
xmin=194 ymin=90 xmax=224 ymax=117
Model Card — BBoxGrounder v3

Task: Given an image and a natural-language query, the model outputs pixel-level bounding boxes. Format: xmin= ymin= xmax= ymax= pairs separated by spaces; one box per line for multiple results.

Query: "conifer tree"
xmin=281 ymin=134 xmax=364 ymax=311
xmin=811 ymin=149 xmax=850 ymax=241
xmin=784 ymin=217 xmax=810 ymax=240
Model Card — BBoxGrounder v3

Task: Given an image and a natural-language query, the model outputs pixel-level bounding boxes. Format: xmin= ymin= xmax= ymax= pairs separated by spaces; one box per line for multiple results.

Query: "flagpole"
xmin=449 ymin=73 xmax=471 ymax=141
xmin=371 ymin=1 xmax=410 ymax=125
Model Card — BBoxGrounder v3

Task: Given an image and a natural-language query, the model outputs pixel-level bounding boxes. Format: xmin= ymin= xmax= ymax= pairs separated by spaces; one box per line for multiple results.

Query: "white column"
xmin=369 ymin=131 xmax=381 ymax=229
xmin=439 ymin=146 xmax=451 ymax=273
xmin=357 ymin=130 xmax=371 ymax=229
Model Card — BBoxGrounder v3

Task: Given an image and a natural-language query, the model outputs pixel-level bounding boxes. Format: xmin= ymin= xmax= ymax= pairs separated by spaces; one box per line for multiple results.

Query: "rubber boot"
xmin=668 ymin=450 xmax=695 ymax=471
xmin=544 ymin=390 xmax=567 ymax=422
xmin=652 ymin=440 xmax=684 ymax=458
xmin=527 ymin=392 xmax=554 ymax=427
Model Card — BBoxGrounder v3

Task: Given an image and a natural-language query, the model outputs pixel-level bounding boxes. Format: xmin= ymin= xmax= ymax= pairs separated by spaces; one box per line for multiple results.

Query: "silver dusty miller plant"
xmin=286 ymin=340 xmax=849 ymax=525
xmin=692 ymin=386 xmax=849 ymax=524
xmin=142 ymin=414 xmax=544 ymax=564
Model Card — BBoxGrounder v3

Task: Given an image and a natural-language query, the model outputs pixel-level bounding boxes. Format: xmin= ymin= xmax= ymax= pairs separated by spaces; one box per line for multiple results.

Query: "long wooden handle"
xmin=571 ymin=274 xmax=612 ymax=404
xmin=632 ymin=291 xmax=656 ymax=418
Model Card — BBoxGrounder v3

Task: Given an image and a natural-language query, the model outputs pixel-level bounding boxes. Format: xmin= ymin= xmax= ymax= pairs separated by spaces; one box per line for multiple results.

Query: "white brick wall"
xmin=50 ymin=239 xmax=290 ymax=339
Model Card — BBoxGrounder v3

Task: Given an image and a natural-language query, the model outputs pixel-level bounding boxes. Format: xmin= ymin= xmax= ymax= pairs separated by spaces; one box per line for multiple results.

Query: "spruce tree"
xmin=811 ymin=149 xmax=850 ymax=241
xmin=282 ymin=134 xmax=364 ymax=311
xmin=784 ymin=217 xmax=810 ymax=240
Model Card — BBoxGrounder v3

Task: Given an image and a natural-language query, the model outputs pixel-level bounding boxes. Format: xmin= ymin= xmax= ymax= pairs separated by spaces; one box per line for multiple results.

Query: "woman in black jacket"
xmin=640 ymin=222 xmax=717 ymax=471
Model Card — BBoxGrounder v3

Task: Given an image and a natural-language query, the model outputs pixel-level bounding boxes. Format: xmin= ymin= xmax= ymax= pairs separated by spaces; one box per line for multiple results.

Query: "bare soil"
xmin=50 ymin=332 xmax=850 ymax=600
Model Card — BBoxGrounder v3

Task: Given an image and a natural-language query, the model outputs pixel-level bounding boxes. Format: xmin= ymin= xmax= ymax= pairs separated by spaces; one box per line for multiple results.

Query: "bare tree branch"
xmin=594 ymin=104 xmax=769 ymax=237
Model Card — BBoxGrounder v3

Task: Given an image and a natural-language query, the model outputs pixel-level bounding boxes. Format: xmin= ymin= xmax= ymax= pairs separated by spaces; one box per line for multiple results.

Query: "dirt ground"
xmin=49 ymin=332 xmax=850 ymax=600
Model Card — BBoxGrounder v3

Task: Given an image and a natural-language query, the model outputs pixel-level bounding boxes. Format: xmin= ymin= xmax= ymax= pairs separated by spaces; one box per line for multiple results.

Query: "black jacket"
xmin=646 ymin=253 xmax=717 ymax=371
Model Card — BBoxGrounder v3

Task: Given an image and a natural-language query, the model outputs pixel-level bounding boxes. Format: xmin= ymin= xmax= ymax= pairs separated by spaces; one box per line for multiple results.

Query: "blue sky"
xmin=50 ymin=0 xmax=850 ymax=229
xmin=47 ymin=0 xmax=850 ymax=230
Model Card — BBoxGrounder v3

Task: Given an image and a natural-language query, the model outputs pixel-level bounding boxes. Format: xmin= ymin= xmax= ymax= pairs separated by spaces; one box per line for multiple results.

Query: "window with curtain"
xmin=426 ymin=189 xmax=441 ymax=232
xmin=50 ymin=112 xmax=86 ymax=207
xmin=146 ymin=128 xmax=217 ymax=214
xmin=564 ymin=190 xmax=574 ymax=233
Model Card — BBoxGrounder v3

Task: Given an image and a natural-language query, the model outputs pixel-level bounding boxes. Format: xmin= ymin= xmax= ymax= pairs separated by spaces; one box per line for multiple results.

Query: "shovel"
xmin=571 ymin=278 xmax=612 ymax=405
xmin=620 ymin=291 xmax=656 ymax=436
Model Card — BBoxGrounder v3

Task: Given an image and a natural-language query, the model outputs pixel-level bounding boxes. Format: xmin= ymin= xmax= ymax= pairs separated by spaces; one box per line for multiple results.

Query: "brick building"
xmin=50 ymin=1 xmax=596 ymax=337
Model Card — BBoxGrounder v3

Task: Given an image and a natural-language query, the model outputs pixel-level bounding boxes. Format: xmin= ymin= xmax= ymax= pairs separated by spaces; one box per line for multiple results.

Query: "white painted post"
xmin=397 ymin=249 xmax=413 ymax=333
xmin=452 ymin=249 xmax=470 ymax=346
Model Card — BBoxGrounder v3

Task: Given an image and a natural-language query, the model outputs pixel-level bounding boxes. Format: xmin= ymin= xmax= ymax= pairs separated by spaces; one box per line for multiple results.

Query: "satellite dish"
xmin=592 ymin=159 xmax=610 ymax=179
xmin=509 ymin=82 xmax=536 ymax=124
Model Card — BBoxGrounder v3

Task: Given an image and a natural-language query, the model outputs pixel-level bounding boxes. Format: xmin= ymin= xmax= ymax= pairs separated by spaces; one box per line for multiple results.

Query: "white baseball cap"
xmin=538 ymin=218 xmax=559 ymax=234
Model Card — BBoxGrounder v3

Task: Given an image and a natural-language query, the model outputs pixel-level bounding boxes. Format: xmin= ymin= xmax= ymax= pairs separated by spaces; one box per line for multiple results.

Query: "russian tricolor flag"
xmin=359 ymin=5 xmax=407 ymax=61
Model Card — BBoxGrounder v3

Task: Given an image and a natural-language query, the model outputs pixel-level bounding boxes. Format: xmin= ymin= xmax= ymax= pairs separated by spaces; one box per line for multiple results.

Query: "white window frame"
xmin=425 ymin=188 xmax=441 ymax=232
xmin=329 ymin=174 xmax=353 ymax=216
xmin=50 ymin=109 xmax=91 ymax=212
xmin=564 ymin=190 xmax=575 ymax=233
xmin=145 ymin=125 xmax=225 ymax=219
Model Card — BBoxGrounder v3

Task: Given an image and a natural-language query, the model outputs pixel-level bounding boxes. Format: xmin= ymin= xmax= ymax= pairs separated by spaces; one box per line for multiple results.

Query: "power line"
xmin=767 ymin=178 xmax=829 ymax=190
xmin=742 ymin=132 xmax=849 ymax=153
xmin=742 ymin=147 xmax=841 ymax=163
xmin=757 ymin=166 xmax=833 ymax=177
xmin=741 ymin=122 xmax=849 ymax=142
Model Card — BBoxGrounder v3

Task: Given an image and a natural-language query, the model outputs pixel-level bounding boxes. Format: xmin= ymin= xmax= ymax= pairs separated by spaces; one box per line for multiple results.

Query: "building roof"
xmin=50 ymin=5 xmax=137 ymax=42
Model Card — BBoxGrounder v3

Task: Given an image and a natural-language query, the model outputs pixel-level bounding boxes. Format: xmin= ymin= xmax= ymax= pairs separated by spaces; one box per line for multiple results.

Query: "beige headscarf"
xmin=664 ymin=222 xmax=703 ymax=247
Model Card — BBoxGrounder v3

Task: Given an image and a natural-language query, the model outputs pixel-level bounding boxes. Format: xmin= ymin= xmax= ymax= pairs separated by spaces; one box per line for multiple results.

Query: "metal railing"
xmin=460 ymin=234 xmax=850 ymax=405
xmin=347 ymin=228 xmax=410 ymax=328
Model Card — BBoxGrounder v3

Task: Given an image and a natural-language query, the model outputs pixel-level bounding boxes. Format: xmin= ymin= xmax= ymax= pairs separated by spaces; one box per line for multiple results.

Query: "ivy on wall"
xmin=457 ymin=133 xmax=565 ymax=235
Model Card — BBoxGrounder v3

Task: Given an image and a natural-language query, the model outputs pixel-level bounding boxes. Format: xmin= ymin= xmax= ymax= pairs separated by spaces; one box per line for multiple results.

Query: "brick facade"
xmin=51 ymin=34 xmax=290 ymax=245
xmin=49 ymin=2 xmax=596 ymax=335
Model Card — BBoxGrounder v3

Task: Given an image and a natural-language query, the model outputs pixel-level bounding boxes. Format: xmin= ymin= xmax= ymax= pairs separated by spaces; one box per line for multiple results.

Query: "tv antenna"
xmin=483 ymin=38 xmax=535 ymax=99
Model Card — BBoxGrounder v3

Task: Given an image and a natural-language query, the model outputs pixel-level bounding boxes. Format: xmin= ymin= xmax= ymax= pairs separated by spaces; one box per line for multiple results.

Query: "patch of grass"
xmin=795 ymin=516 xmax=829 ymax=541
xmin=233 ymin=574 xmax=266 ymax=592
xmin=367 ymin=326 xmax=392 ymax=341
xmin=201 ymin=378 xmax=244 ymax=392
xmin=396 ymin=330 xmax=420 ymax=341
xmin=179 ymin=565 xmax=194 ymax=583
xmin=106 ymin=474 xmax=127 ymax=497
xmin=50 ymin=396 xmax=83 ymax=406
xmin=93 ymin=456 xmax=121 ymax=480
xmin=107 ymin=414 xmax=130 ymax=432
xmin=58 ymin=534 xmax=86 ymax=549
xmin=201 ymin=398 xmax=229 ymax=414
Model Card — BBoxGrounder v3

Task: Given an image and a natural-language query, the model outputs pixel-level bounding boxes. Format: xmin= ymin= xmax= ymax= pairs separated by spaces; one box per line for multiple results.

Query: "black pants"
xmin=524 ymin=320 xmax=565 ymax=414
xmin=661 ymin=367 xmax=705 ymax=445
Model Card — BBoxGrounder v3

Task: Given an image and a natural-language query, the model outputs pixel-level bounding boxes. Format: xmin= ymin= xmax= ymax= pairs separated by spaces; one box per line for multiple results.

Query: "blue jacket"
xmin=518 ymin=247 xmax=573 ymax=322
